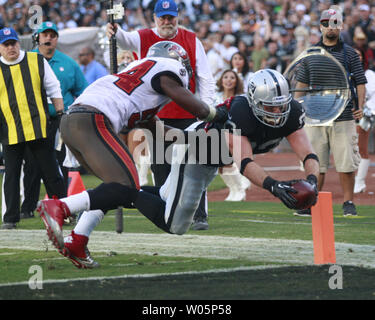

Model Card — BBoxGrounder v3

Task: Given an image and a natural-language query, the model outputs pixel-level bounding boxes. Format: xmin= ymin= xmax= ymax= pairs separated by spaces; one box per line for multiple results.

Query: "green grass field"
xmin=0 ymin=173 xmax=374 ymax=302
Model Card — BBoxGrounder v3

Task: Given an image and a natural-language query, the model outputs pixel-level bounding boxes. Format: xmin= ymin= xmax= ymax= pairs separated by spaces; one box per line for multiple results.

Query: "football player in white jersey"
xmin=37 ymin=41 xmax=229 ymax=269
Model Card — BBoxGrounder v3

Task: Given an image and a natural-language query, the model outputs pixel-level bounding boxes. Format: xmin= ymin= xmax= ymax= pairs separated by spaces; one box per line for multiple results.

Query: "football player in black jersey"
xmin=118 ymin=69 xmax=321 ymax=236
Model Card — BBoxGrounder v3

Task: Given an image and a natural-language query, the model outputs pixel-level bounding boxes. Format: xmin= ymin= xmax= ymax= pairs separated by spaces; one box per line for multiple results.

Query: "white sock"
xmin=60 ymin=191 xmax=90 ymax=214
xmin=73 ymin=210 xmax=104 ymax=238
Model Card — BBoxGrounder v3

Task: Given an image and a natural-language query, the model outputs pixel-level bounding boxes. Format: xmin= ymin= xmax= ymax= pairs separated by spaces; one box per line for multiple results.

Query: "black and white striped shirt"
xmin=315 ymin=39 xmax=367 ymax=121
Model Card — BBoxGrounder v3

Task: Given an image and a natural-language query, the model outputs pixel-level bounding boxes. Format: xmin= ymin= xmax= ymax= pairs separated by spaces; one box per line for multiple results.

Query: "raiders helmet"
xmin=146 ymin=41 xmax=193 ymax=79
xmin=247 ymin=69 xmax=292 ymax=128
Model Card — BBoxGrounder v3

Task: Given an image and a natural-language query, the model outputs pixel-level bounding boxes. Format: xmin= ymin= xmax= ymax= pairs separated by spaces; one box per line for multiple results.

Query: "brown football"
xmin=291 ymin=180 xmax=317 ymax=210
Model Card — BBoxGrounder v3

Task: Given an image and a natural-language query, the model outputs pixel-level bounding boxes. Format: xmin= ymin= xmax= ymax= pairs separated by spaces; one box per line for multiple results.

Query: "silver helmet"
xmin=247 ymin=69 xmax=292 ymax=128
xmin=146 ymin=41 xmax=193 ymax=79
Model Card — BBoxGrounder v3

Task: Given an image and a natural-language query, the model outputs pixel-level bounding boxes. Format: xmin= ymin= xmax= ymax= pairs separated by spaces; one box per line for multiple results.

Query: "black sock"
xmin=88 ymin=182 xmax=139 ymax=212
xmin=134 ymin=190 xmax=171 ymax=233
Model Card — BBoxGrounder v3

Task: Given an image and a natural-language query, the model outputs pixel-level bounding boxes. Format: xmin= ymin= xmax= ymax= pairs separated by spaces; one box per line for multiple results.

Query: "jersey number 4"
xmin=114 ymin=60 xmax=156 ymax=95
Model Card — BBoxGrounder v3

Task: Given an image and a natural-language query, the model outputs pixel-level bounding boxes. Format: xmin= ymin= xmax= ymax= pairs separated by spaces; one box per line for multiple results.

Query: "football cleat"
xmin=37 ymin=198 xmax=71 ymax=251
xmin=343 ymin=201 xmax=358 ymax=217
xmin=61 ymin=231 xmax=100 ymax=269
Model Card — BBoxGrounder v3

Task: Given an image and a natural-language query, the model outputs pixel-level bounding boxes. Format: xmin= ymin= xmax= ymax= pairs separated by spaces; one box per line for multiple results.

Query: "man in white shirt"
xmin=215 ymin=34 xmax=239 ymax=69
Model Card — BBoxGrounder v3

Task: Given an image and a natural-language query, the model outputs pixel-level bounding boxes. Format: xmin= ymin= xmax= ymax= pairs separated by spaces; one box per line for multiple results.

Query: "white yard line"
xmin=0 ymin=230 xmax=374 ymax=269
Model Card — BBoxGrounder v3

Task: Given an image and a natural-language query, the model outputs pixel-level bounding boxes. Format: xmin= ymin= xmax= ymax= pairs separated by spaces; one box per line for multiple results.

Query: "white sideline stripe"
xmin=0 ymin=264 xmax=291 ymax=288
xmin=0 ymin=230 xmax=374 ymax=269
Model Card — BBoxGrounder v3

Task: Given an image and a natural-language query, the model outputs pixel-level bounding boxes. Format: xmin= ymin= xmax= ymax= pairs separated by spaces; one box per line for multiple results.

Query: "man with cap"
xmin=20 ymin=22 xmax=88 ymax=219
xmin=106 ymin=0 xmax=216 ymax=230
xmin=358 ymin=3 xmax=373 ymax=33
xmin=0 ymin=27 xmax=66 ymax=229
xmin=293 ymin=8 xmax=366 ymax=217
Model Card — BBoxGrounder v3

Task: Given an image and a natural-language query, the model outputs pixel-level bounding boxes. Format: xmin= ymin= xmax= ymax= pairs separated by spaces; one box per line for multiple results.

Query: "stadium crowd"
xmin=1 ymin=0 xmax=375 ymax=75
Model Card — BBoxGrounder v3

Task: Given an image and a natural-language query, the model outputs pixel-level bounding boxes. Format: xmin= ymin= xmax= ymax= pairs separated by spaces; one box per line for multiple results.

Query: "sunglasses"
xmin=321 ymin=19 xmax=342 ymax=28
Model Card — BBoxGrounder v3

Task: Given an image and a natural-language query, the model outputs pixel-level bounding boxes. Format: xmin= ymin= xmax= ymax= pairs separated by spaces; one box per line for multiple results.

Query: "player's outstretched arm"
xmin=287 ymin=128 xmax=319 ymax=199
xmin=287 ymin=128 xmax=319 ymax=180
xmin=159 ymin=75 xmax=228 ymax=123
xmin=226 ymin=132 xmax=299 ymax=209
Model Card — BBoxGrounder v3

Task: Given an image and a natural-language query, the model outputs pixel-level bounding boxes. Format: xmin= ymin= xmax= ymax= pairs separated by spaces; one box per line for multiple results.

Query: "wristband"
xmin=306 ymin=174 xmax=318 ymax=186
xmin=202 ymin=106 xmax=216 ymax=122
xmin=303 ymin=153 xmax=319 ymax=166
xmin=262 ymin=176 xmax=277 ymax=192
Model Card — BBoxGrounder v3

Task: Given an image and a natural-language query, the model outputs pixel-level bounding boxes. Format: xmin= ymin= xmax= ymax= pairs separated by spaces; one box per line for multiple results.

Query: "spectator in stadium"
xmin=251 ymin=34 xmax=269 ymax=72
xmin=37 ymin=41 xmax=231 ymax=268
xmin=201 ymin=35 xmax=225 ymax=80
xmin=117 ymin=49 xmax=136 ymax=72
xmin=354 ymin=48 xmax=375 ymax=194
xmin=78 ymin=46 xmax=108 ymax=84
xmin=214 ymin=69 xmax=244 ymax=104
xmin=266 ymin=40 xmax=283 ymax=73
xmin=216 ymin=34 xmax=238 ymax=69
xmin=358 ymin=3 xmax=373 ymax=34
xmin=214 ymin=69 xmax=250 ymax=202
xmin=294 ymin=8 xmax=366 ymax=217
xmin=277 ymin=28 xmax=296 ymax=73
xmin=352 ymin=29 xmax=374 ymax=71
xmin=229 ymin=51 xmax=253 ymax=92
xmin=0 ymin=27 xmax=66 ymax=229
xmin=106 ymin=0 xmax=216 ymax=231
xmin=308 ymin=28 xmax=321 ymax=47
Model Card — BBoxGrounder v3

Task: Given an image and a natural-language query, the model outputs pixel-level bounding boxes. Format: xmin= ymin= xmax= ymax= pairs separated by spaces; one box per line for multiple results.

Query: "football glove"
xmin=263 ymin=176 xmax=298 ymax=209
xmin=212 ymin=97 xmax=234 ymax=124
xmin=205 ymin=97 xmax=236 ymax=130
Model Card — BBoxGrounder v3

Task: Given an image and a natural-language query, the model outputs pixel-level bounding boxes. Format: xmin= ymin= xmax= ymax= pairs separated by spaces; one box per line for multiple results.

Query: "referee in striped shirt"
xmin=0 ymin=28 xmax=66 ymax=229
xmin=295 ymin=8 xmax=366 ymax=217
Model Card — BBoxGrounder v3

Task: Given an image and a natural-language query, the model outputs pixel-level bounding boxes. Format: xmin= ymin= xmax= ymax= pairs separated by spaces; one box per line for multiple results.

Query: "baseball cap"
xmin=223 ymin=34 xmax=236 ymax=44
xmin=154 ymin=0 xmax=178 ymax=18
xmin=280 ymin=29 xmax=288 ymax=36
xmin=359 ymin=4 xmax=370 ymax=11
xmin=320 ymin=8 xmax=342 ymax=22
xmin=296 ymin=4 xmax=306 ymax=12
xmin=36 ymin=21 xmax=59 ymax=35
xmin=0 ymin=27 xmax=18 ymax=44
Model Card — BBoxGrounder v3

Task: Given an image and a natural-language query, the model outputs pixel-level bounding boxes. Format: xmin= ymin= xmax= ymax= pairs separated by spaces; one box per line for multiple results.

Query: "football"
xmin=291 ymin=180 xmax=317 ymax=210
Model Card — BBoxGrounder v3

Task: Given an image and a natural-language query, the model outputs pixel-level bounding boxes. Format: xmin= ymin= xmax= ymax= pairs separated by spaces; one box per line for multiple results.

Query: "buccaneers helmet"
xmin=247 ymin=69 xmax=292 ymax=128
xmin=146 ymin=41 xmax=193 ymax=79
